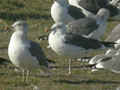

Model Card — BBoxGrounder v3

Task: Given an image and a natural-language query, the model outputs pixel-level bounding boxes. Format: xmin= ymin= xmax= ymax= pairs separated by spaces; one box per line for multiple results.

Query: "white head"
xmin=97 ymin=8 xmax=110 ymax=21
xmin=68 ymin=0 xmax=80 ymax=6
xmin=54 ymin=0 xmax=68 ymax=7
xmin=12 ymin=20 xmax=28 ymax=32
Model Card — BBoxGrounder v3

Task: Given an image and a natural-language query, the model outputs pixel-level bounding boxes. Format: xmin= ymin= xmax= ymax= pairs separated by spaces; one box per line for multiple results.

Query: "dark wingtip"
xmin=101 ymin=41 xmax=117 ymax=48
xmin=101 ymin=57 xmax=112 ymax=62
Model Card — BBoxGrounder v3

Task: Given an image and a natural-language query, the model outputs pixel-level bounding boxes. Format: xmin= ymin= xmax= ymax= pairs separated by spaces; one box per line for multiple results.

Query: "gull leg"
xmin=22 ymin=69 xmax=25 ymax=82
xmin=26 ymin=70 xmax=30 ymax=82
xmin=68 ymin=59 xmax=72 ymax=75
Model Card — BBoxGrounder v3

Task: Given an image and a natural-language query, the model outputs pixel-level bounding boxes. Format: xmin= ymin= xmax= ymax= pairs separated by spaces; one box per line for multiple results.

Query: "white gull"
xmin=51 ymin=0 xmax=94 ymax=24
xmin=8 ymin=21 xmax=52 ymax=81
xmin=48 ymin=23 xmax=116 ymax=74
xmin=89 ymin=24 xmax=120 ymax=72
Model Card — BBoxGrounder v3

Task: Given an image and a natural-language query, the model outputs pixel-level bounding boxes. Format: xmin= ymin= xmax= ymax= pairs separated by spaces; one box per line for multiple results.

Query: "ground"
xmin=0 ymin=0 xmax=120 ymax=90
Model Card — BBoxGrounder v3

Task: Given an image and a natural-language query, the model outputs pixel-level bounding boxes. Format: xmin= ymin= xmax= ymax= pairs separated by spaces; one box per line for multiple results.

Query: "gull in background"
xmin=67 ymin=8 xmax=110 ymax=40
xmin=68 ymin=0 xmax=100 ymax=14
xmin=89 ymin=24 xmax=120 ymax=72
xmin=8 ymin=21 xmax=53 ymax=82
xmin=106 ymin=24 xmax=120 ymax=42
xmin=51 ymin=0 xmax=94 ymax=24
xmin=89 ymin=49 xmax=120 ymax=73
xmin=68 ymin=0 xmax=119 ymax=17
xmin=105 ymin=24 xmax=120 ymax=54
xmin=48 ymin=23 xmax=116 ymax=74
xmin=65 ymin=8 xmax=109 ymax=62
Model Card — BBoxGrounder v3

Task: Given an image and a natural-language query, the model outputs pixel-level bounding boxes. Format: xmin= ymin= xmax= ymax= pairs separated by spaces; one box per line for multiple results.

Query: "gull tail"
xmin=84 ymin=64 xmax=105 ymax=71
xmin=101 ymin=41 xmax=117 ymax=48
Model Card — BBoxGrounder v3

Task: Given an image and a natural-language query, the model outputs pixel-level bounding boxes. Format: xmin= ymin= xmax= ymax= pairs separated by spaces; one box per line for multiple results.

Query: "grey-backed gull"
xmin=68 ymin=0 xmax=119 ymax=17
xmin=48 ymin=23 xmax=116 ymax=74
xmin=51 ymin=0 xmax=94 ymax=24
xmin=8 ymin=21 xmax=52 ymax=81
xmin=67 ymin=8 xmax=109 ymax=40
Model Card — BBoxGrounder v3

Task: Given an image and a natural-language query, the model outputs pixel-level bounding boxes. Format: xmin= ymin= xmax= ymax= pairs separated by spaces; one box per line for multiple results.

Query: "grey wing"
xmin=106 ymin=24 xmax=120 ymax=42
xmin=67 ymin=5 xmax=85 ymax=19
xmin=67 ymin=18 xmax=99 ymax=36
xmin=28 ymin=41 xmax=48 ymax=67
xmin=64 ymin=33 xmax=104 ymax=49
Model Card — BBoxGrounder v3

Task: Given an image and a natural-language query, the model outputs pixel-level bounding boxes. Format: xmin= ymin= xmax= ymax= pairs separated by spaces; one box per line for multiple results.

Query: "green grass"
xmin=0 ymin=0 xmax=120 ymax=90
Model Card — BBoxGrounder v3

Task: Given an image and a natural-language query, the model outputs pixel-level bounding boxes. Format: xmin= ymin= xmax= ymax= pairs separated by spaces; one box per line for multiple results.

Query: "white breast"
xmin=51 ymin=2 xmax=74 ymax=24
xmin=48 ymin=30 xmax=88 ymax=58
xmin=48 ymin=30 xmax=65 ymax=54
xmin=8 ymin=32 xmax=39 ymax=69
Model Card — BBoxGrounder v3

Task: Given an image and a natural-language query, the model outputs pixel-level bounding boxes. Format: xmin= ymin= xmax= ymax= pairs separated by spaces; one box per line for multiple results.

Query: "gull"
xmin=106 ymin=24 xmax=120 ymax=42
xmin=105 ymin=24 xmax=120 ymax=54
xmin=51 ymin=0 xmax=94 ymax=24
xmin=68 ymin=0 xmax=101 ymax=13
xmin=97 ymin=24 xmax=120 ymax=56
xmin=48 ymin=23 xmax=116 ymax=74
xmin=67 ymin=8 xmax=110 ymax=40
xmin=65 ymin=8 xmax=109 ymax=62
xmin=89 ymin=50 xmax=120 ymax=73
xmin=8 ymin=21 xmax=52 ymax=82
xmin=68 ymin=0 xmax=119 ymax=17
xmin=102 ymin=24 xmax=120 ymax=55
xmin=110 ymin=0 xmax=119 ymax=5
xmin=89 ymin=24 xmax=120 ymax=72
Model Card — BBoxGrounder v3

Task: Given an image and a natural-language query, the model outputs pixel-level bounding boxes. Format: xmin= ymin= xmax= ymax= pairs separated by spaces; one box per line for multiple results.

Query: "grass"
xmin=0 ymin=0 xmax=120 ymax=90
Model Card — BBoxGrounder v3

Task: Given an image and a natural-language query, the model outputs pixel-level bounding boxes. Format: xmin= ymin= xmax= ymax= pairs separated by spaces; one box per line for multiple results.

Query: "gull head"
xmin=68 ymin=0 xmax=80 ymax=6
xmin=12 ymin=20 xmax=28 ymax=32
xmin=97 ymin=8 xmax=110 ymax=21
